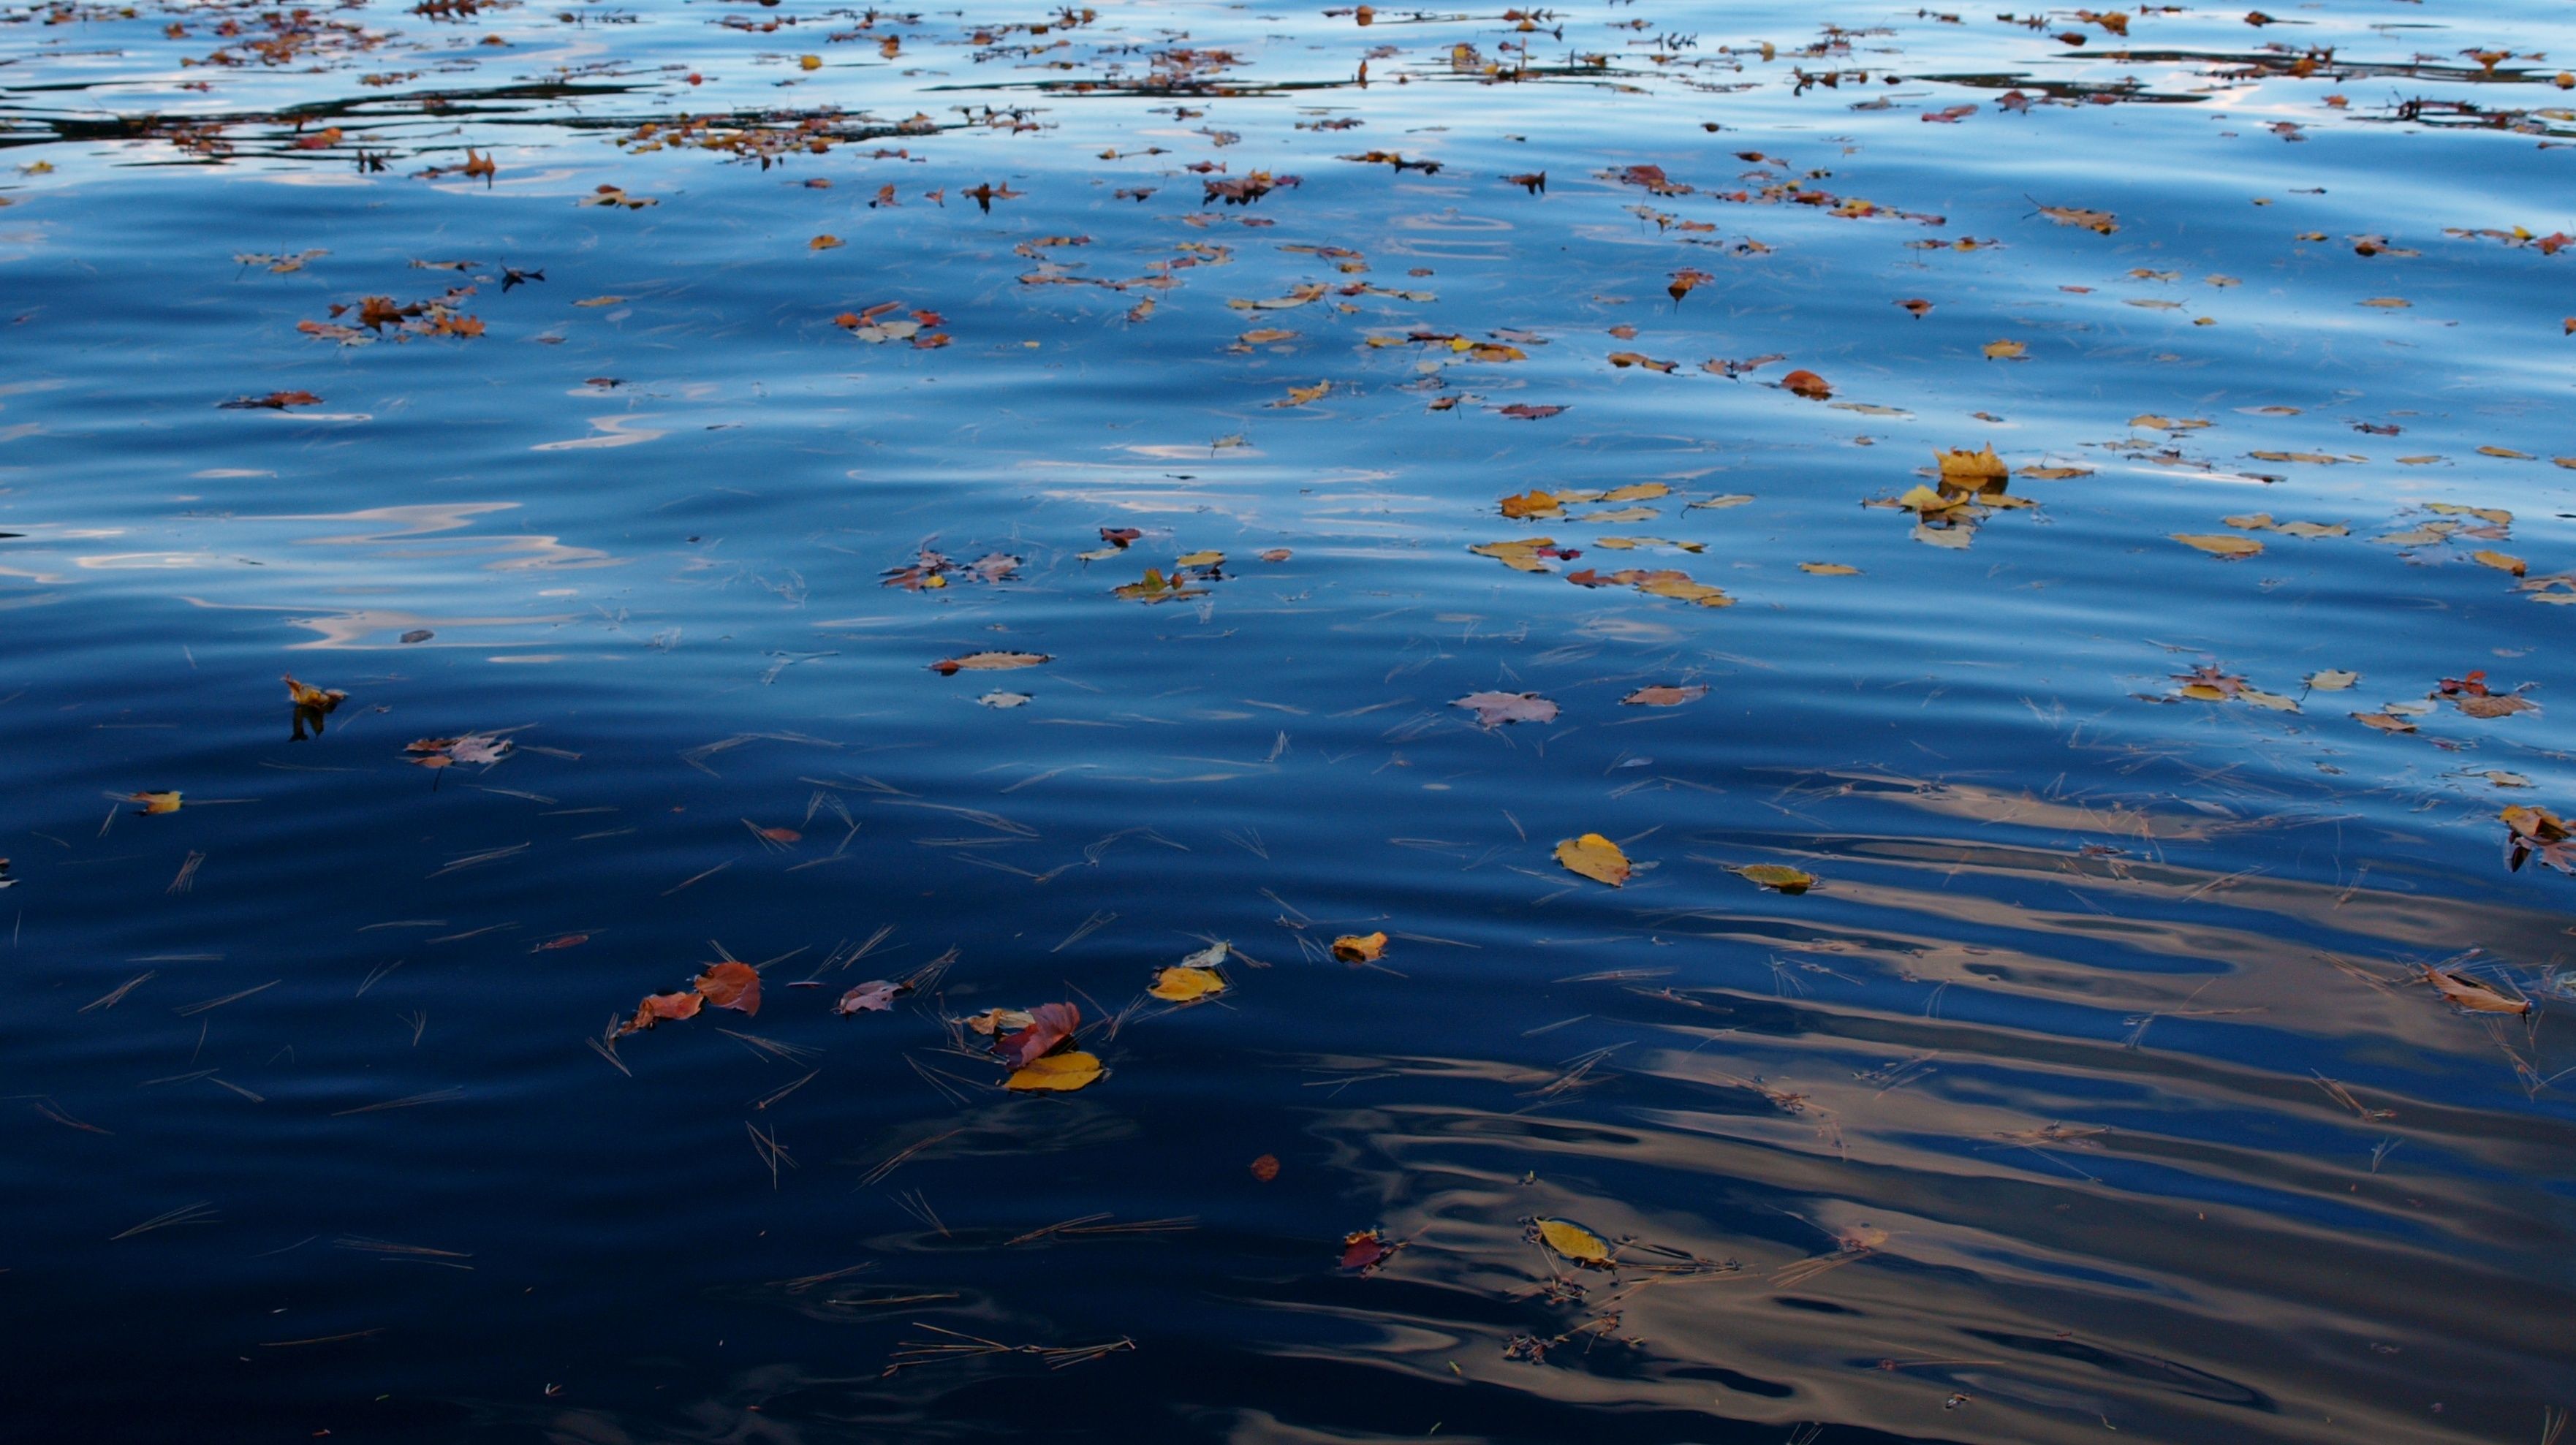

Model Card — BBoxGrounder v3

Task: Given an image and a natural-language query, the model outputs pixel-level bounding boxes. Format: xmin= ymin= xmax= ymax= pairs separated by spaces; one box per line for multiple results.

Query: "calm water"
xmin=5 ymin=0 xmax=2575 ymax=1439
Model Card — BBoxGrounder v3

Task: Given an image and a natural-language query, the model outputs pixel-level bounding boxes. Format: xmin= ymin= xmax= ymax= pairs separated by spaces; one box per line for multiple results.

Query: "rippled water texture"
xmin=5 ymin=0 xmax=2575 ymax=1440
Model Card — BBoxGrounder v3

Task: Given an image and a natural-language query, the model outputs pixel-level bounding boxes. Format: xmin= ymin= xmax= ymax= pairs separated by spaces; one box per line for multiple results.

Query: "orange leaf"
xmin=694 ymin=962 xmax=761 ymax=1016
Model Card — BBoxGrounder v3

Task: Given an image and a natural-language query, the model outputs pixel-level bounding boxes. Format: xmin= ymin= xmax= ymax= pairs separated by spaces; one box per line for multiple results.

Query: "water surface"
xmin=4 ymin=0 xmax=2575 ymax=1440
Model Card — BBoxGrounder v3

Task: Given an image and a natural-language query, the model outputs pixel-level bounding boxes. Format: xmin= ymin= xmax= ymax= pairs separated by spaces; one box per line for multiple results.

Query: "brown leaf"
xmin=1621 ymin=684 xmax=1707 ymax=707
xmin=621 ymin=990 xmax=702 ymax=1035
xmin=694 ymin=962 xmax=761 ymax=1016
xmin=931 ymin=651 xmax=1051 ymax=675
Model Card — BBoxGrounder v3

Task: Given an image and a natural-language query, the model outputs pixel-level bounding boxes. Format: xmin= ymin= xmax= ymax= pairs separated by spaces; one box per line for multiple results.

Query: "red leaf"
xmin=993 ymin=1001 xmax=1079 ymax=1067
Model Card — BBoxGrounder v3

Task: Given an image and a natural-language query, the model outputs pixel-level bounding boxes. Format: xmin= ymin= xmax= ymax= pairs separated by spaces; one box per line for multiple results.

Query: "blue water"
xmin=4 ymin=0 xmax=2574 ymax=1439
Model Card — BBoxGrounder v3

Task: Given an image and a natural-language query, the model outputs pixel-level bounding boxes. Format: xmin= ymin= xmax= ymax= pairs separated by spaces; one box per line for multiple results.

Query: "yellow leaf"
xmin=798 ymin=53 xmax=822 ymax=69
xmin=1555 ymin=833 xmax=1631 ymax=887
xmin=1273 ymin=382 xmax=1331 ymax=408
xmin=2425 ymin=504 xmax=2512 ymax=526
xmin=1535 ymin=1217 xmax=1613 ymax=1266
xmin=1173 ymin=550 xmax=1224 ymax=568
xmin=2239 ymin=689 xmax=2301 ymax=713
xmin=2222 ymin=514 xmax=2276 ymax=531
xmin=2473 ymin=550 xmax=2528 ymax=577
xmin=1499 ymin=489 xmax=1563 ymax=518
xmin=1331 ymin=931 xmax=1388 ymax=963
xmin=2173 ymin=534 xmax=2263 ymax=558
xmin=1600 ymin=482 xmax=1671 ymax=502
xmin=809 ymin=234 xmax=843 ymax=250
xmin=2477 ymin=446 xmax=2534 ymax=460
xmin=1470 ymin=538 xmax=1556 ymax=572
xmin=2358 ymin=296 xmax=2411 ymax=308
xmin=1798 ymin=562 xmax=1861 ymax=575
xmin=1006 ymin=1050 xmax=1103 ymax=1092
xmin=127 ymin=791 xmax=182 ymax=814
xmin=1634 ymin=574 xmax=1732 ymax=607
xmin=1936 ymin=445 xmax=2009 ymax=486
xmin=1735 ymin=863 xmax=1814 ymax=894
xmin=1148 ymin=966 xmax=1227 ymax=1002
xmin=1981 ymin=339 xmax=2027 ymax=360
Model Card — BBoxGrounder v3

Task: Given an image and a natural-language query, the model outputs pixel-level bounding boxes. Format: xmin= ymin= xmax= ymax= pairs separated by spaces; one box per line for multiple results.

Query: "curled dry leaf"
xmin=835 ymin=979 xmax=906 ymax=1014
xmin=931 ymin=651 xmax=1050 ymax=675
xmin=1006 ymin=1050 xmax=1104 ymax=1091
xmin=1249 ymin=1153 xmax=1281 ymax=1182
xmin=623 ymin=990 xmax=702 ymax=1034
xmin=993 ymin=1001 xmax=1080 ymax=1067
xmin=1736 ymin=863 xmax=1815 ymax=894
xmin=2418 ymin=966 xmax=2531 ymax=1016
xmin=1330 ymin=931 xmax=1388 ymax=963
xmin=126 ymin=791 xmax=182 ymax=814
xmin=1451 ymin=691 xmax=1558 ymax=728
xmin=1555 ymin=833 xmax=1631 ymax=887
xmin=1781 ymin=368 xmax=1832 ymax=399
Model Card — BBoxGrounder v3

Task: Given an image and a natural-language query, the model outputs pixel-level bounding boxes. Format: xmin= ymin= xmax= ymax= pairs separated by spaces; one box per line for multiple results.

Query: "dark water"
xmin=6 ymin=0 xmax=2576 ymax=1440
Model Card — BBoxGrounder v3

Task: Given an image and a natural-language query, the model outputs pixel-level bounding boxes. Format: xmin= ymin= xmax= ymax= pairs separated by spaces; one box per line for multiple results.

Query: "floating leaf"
xmin=2419 ymin=967 xmax=2530 ymax=1016
xmin=931 ymin=651 xmax=1050 ymax=675
xmin=1452 ymin=691 xmax=1559 ymax=728
xmin=1331 ymin=931 xmax=1389 ymax=963
xmin=1735 ymin=863 xmax=1814 ymax=894
xmin=1534 ymin=1217 xmax=1614 ymax=1267
xmin=126 ymin=790 xmax=183 ymax=814
xmin=1621 ymin=684 xmax=1706 ymax=707
xmin=2037 ymin=203 xmax=2118 ymax=233
xmin=1250 ymin=1153 xmax=1281 ymax=1182
xmin=1340 ymin=1229 xmax=1395 ymax=1271
xmin=993 ymin=1001 xmax=1080 ymax=1067
xmin=1981 ymin=339 xmax=2027 ymax=360
xmin=1781 ymin=368 xmax=1832 ymax=399
xmin=694 ymin=962 xmax=761 ymax=1016
xmin=1799 ymin=562 xmax=1862 ymax=576
xmin=2174 ymin=534 xmax=2263 ymax=559
xmin=621 ymin=990 xmax=702 ymax=1034
xmin=835 ymin=979 xmax=906 ymax=1015
xmin=1555 ymin=833 xmax=1631 ymax=887
xmin=1148 ymin=966 xmax=1227 ymax=1002
xmin=1936 ymin=446 xmax=2009 ymax=487
xmin=1007 ymin=1050 xmax=1104 ymax=1091
xmin=2472 ymin=550 xmax=2528 ymax=577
